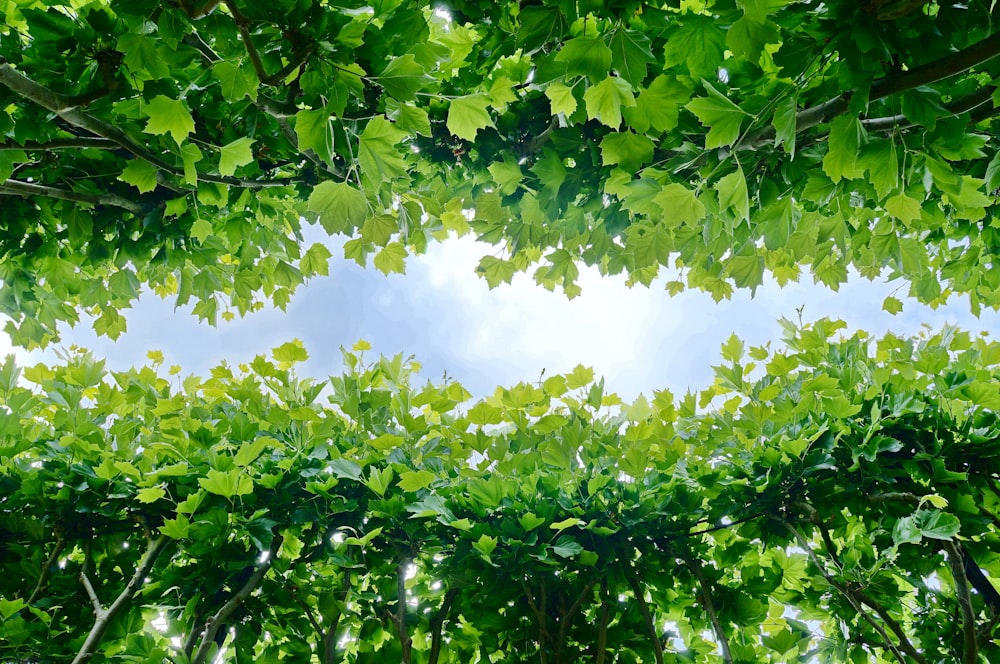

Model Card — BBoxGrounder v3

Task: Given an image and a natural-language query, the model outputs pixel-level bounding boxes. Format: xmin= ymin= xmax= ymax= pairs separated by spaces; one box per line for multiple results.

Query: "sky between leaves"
xmin=9 ymin=226 xmax=1000 ymax=399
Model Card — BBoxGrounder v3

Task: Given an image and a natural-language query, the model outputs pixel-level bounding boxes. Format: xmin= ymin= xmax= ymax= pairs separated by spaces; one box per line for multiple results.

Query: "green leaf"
xmin=295 ymin=109 xmax=335 ymax=166
xmin=477 ymin=255 xmax=516 ymax=287
xmin=654 ymin=183 xmax=706 ymax=227
xmin=143 ymin=95 xmax=195 ymax=145
xmin=159 ymin=515 xmax=190 ymax=540
xmin=551 ymin=535 xmax=583 ymax=558
xmin=488 ymin=157 xmax=524 ymax=196
xmin=365 ymin=467 xmax=394 ymax=497
xmin=273 ymin=339 xmax=309 ymax=365
xmin=600 ymin=131 xmax=654 ymax=172
xmin=772 ymin=95 xmax=797 ymax=156
xmin=624 ymin=75 xmax=690 ymax=135
xmin=882 ymin=296 xmax=903 ymax=314
xmin=119 ymin=160 xmax=158 ymax=193
xmin=519 ymin=513 xmax=546 ymax=531
xmin=180 ymin=142 xmax=202 ymax=186
xmin=373 ymin=242 xmax=408 ymax=274
xmin=885 ymin=193 xmax=922 ymax=224
xmin=550 ymin=517 xmax=583 ymax=532
xmin=378 ymin=54 xmax=432 ymax=100
xmin=136 ymin=486 xmax=166 ymax=503
xmin=608 ymin=27 xmax=654 ymax=86
xmin=555 ymin=36 xmax=612 ymax=82
xmin=359 ymin=116 xmax=408 ymax=182
xmin=213 ymin=61 xmax=259 ymax=102
xmin=300 ymin=242 xmax=332 ymax=277
xmin=398 ymin=469 xmax=436 ymax=492
xmin=663 ymin=16 xmax=726 ymax=79
xmin=726 ymin=254 xmax=765 ymax=293
xmin=307 ymin=181 xmax=368 ymax=234
xmin=915 ymin=509 xmax=961 ymax=540
xmin=584 ymin=76 xmax=636 ymax=129
xmin=473 ymin=534 xmax=498 ymax=558
xmin=716 ymin=166 xmax=749 ymax=222
xmin=234 ymin=438 xmax=270 ymax=467
xmin=823 ymin=115 xmax=864 ymax=182
xmin=726 ymin=17 xmax=779 ymax=62
xmin=199 ymin=469 xmax=254 ymax=498
xmin=546 ymin=80 xmax=578 ymax=116
xmin=361 ymin=214 xmax=397 ymax=246
xmin=686 ymin=81 xmax=748 ymax=148
xmin=218 ymin=137 xmax=255 ymax=177
xmin=567 ymin=365 xmax=594 ymax=389
xmin=447 ymin=94 xmax=494 ymax=141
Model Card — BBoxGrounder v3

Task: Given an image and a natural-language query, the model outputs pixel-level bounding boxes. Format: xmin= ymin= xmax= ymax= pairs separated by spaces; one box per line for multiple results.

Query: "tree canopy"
xmin=3 ymin=0 xmax=1000 ymax=345
xmin=2 ymin=323 xmax=1000 ymax=663
xmin=4 ymin=1 xmax=1000 ymax=663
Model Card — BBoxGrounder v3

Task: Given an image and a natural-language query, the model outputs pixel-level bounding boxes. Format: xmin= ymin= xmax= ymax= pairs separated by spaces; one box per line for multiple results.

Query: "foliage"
xmin=2 ymin=322 xmax=1000 ymax=663
xmin=4 ymin=0 xmax=1000 ymax=345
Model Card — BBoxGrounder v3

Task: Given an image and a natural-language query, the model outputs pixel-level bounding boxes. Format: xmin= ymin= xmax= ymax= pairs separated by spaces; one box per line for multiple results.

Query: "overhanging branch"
xmin=71 ymin=535 xmax=169 ymax=664
xmin=0 ymin=62 xmax=306 ymax=189
xmin=736 ymin=31 xmax=1000 ymax=151
xmin=2 ymin=178 xmax=146 ymax=215
xmin=682 ymin=552 xmax=733 ymax=664
xmin=945 ymin=541 xmax=979 ymax=664
xmin=190 ymin=533 xmax=283 ymax=664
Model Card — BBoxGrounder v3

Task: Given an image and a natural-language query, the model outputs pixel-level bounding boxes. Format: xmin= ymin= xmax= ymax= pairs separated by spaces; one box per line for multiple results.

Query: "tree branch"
xmin=595 ymin=579 xmax=610 ymax=664
xmin=27 ymin=535 xmax=65 ymax=606
xmin=1 ymin=178 xmax=146 ymax=214
xmin=556 ymin=579 xmax=597 ymax=650
xmin=0 ymin=138 xmax=119 ymax=151
xmin=222 ymin=0 xmax=269 ymax=85
xmin=682 ymin=552 xmax=733 ymax=664
xmin=945 ymin=541 xmax=979 ymax=664
xmin=625 ymin=563 xmax=664 ymax=664
xmin=0 ymin=62 xmax=305 ymax=189
xmin=71 ymin=535 xmax=169 ymax=664
xmin=870 ymin=32 xmax=1000 ymax=100
xmin=523 ymin=578 xmax=550 ymax=664
xmin=782 ymin=520 xmax=911 ymax=664
xmin=736 ymin=31 xmax=1000 ymax=151
xmin=190 ymin=533 xmax=283 ymax=664
xmin=321 ymin=569 xmax=350 ymax=664
xmin=396 ymin=557 xmax=413 ymax=664
xmin=428 ymin=588 xmax=458 ymax=664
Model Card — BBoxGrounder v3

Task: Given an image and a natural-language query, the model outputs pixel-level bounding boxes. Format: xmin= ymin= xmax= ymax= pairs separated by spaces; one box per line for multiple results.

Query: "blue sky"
xmin=11 ymin=227 xmax=1000 ymax=399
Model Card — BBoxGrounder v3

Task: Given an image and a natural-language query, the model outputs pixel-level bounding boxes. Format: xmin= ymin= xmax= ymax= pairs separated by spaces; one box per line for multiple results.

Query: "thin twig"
xmin=945 ymin=541 xmax=979 ymax=664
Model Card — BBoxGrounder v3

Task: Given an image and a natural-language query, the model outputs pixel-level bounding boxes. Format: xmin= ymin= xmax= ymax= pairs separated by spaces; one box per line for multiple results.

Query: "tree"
xmin=2 ymin=0 xmax=1000 ymax=346
xmin=3 ymin=1 xmax=1000 ymax=663
xmin=1 ymin=327 xmax=999 ymax=663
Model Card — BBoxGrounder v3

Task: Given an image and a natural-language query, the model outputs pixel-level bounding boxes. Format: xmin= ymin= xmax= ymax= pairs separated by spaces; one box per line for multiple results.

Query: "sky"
xmin=7 ymin=226 xmax=1000 ymax=400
